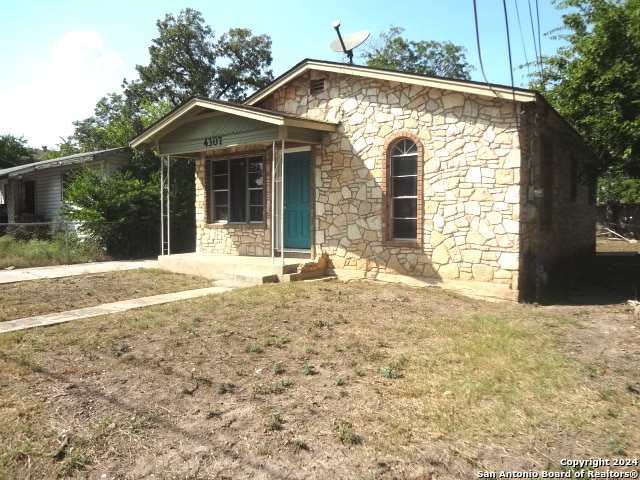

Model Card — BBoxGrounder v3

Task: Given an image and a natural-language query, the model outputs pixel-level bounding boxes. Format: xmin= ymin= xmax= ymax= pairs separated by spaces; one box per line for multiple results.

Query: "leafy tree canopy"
xmin=361 ymin=26 xmax=474 ymax=80
xmin=131 ymin=8 xmax=273 ymax=107
xmin=53 ymin=8 xmax=273 ymax=154
xmin=71 ymin=93 xmax=137 ymax=152
xmin=0 ymin=134 xmax=34 ymax=168
xmin=38 ymin=142 xmax=83 ymax=161
xmin=534 ymin=0 xmax=640 ymax=188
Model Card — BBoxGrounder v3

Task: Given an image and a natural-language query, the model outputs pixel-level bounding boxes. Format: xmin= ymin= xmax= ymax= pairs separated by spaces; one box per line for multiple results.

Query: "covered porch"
xmin=130 ymin=96 xmax=337 ymax=281
xmin=157 ymin=251 xmax=331 ymax=285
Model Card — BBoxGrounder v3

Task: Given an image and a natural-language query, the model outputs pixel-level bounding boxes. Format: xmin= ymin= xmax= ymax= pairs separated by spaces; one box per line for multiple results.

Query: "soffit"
xmin=130 ymin=97 xmax=336 ymax=155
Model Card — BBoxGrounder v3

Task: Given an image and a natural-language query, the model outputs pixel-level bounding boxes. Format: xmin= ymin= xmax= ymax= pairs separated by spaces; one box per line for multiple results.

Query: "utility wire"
xmin=503 ymin=0 xmax=520 ymax=130
xmin=503 ymin=0 xmax=516 ymax=90
xmin=535 ymin=0 xmax=544 ymax=83
xmin=528 ymin=0 xmax=544 ymax=81
xmin=535 ymin=0 xmax=543 ymax=66
xmin=472 ymin=0 xmax=507 ymax=100
xmin=472 ymin=0 xmax=491 ymax=85
xmin=514 ymin=0 xmax=531 ymax=76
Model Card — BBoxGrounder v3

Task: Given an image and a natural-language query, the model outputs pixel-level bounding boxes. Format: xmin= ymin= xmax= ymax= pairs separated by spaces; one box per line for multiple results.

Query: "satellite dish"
xmin=330 ymin=20 xmax=369 ymax=64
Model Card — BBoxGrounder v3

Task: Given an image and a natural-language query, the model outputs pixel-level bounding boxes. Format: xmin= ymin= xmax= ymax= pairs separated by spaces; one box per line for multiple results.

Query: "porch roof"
xmin=0 ymin=147 xmax=131 ymax=180
xmin=130 ymin=97 xmax=337 ymax=156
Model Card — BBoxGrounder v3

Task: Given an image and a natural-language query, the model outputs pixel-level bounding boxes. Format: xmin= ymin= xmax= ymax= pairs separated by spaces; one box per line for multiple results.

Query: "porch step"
xmin=282 ymin=270 xmax=326 ymax=282
xmin=157 ymin=253 xmax=300 ymax=284
xmin=156 ymin=253 xmax=331 ymax=285
xmin=282 ymin=253 xmax=331 ymax=282
xmin=223 ymin=270 xmax=279 ymax=286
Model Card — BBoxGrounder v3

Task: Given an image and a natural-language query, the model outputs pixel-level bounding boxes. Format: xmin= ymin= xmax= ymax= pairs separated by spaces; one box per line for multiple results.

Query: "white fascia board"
xmin=131 ymin=97 xmax=336 ymax=148
xmin=247 ymin=60 xmax=537 ymax=105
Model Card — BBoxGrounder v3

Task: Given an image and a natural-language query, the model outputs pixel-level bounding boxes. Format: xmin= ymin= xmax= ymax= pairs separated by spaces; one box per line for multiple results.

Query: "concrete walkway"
xmin=0 ymin=286 xmax=231 ymax=334
xmin=0 ymin=260 xmax=232 ymax=333
xmin=0 ymin=259 xmax=159 ymax=284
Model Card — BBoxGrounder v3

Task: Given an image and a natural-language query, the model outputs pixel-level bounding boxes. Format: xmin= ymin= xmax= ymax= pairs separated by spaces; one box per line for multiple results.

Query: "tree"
xmin=132 ymin=8 xmax=273 ymax=106
xmin=71 ymin=93 xmax=137 ymax=151
xmin=0 ymin=134 xmax=34 ymax=168
xmin=69 ymin=94 xmax=174 ymax=152
xmin=38 ymin=142 xmax=83 ymax=161
xmin=53 ymin=8 xmax=274 ymax=154
xmin=57 ymin=9 xmax=272 ymax=255
xmin=534 ymin=0 xmax=640 ymax=200
xmin=361 ymin=26 xmax=473 ymax=80
xmin=60 ymin=166 xmax=160 ymax=257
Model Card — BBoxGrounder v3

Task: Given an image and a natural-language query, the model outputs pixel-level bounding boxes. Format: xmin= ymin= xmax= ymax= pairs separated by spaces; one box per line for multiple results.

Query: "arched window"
xmin=389 ymin=138 xmax=418 ymax=240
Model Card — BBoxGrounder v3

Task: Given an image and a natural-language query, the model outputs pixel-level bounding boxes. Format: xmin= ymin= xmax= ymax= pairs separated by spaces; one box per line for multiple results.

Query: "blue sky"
xmin=0 ymin=0 xmax=567 ymax=149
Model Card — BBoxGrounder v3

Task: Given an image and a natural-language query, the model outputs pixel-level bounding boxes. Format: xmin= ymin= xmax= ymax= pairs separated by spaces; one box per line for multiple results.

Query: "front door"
xmin=283 ymin=151 xmax=311 ymax=249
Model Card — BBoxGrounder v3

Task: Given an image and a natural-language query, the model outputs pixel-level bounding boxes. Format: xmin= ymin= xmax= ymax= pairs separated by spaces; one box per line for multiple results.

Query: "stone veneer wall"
xmin=255 ymin=71 xmax=524 ymax=297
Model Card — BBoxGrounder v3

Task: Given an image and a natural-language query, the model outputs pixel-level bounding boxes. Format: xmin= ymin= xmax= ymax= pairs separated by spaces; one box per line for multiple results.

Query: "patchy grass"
xmin=0 ymin=234 xmax=106 ymax=269
xmin=0 ymin=268 xmax=213 ymax=322
xmin=0 ymin=279 xmax=638 ymax=478
xmin=597 ymin=237 xmax=640 ymax=253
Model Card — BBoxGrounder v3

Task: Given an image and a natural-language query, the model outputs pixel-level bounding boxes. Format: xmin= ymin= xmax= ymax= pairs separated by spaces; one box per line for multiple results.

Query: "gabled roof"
xmin=130 ymin=96 xmax=337 ymax=150
xmin=0 ymin=147 xmax=131 ymax=180
xmin=245 ymin=58 xmax=539 ymax=105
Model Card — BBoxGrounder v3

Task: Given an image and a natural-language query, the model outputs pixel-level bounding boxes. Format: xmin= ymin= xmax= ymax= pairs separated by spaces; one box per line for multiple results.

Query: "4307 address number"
xmin=204 ymin=136 xmax=223 ymax=147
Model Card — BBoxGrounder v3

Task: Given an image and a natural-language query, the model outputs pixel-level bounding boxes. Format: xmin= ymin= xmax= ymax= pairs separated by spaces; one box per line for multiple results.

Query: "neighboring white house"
xmin=0 ymin=148 xmax=132 ymax=223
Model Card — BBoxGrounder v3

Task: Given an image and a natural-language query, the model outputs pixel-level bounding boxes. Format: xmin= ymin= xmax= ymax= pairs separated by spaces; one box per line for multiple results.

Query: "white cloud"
xmin=49 ymin=31 xmax=124 ymax=73
xmin=0 ymin=31 xmax=129 ymax=149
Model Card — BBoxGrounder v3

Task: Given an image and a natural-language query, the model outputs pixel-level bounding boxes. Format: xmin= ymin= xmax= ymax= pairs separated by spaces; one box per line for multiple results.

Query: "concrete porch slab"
xmin=156 ymin=253 xmax=303 ymax=284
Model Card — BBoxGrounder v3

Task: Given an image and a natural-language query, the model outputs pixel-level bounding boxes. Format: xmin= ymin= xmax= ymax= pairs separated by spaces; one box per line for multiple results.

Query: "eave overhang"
xmin=0 ymin=147 xmax=130 ymax=180
xmin=130 ymin=97 xmax=337 ymax=156
xmin=246 ymin=59 xmax=538 ymax=106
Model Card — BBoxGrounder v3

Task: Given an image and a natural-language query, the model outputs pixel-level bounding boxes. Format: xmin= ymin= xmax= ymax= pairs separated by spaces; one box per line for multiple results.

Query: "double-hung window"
xmin=390 ymin=139 xmax=418 ymax=240
xmin=211 ymin=156 xmax=264 ymax=223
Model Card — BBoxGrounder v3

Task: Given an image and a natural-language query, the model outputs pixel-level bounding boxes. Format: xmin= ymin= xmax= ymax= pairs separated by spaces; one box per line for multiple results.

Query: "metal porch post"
xmin=271 ymin=142 xmax=276 ymax=265
xmin=281 ymin=140 xmax=285 ymax=267
xmin=160 ymin=155 xmax=171 ymax=256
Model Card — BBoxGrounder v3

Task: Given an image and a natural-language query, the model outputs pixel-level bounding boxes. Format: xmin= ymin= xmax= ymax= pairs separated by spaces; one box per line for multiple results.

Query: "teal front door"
xmin=283 ymin=151 xmax=311 ymax=249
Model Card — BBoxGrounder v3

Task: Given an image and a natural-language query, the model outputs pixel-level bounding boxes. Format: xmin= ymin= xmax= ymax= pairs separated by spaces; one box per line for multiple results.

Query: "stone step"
xmin=224 ymin=270 xmax=279 ymax=285
xmin=282 ymin=269 xmax=325 ymax=282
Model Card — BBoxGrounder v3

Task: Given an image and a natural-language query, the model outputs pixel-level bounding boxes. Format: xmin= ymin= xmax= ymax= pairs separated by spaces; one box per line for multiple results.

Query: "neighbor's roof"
xmin=244 ymin=58 xmax=540 ymax=105
xmin=0 ymin=147 xmax=131 ymax=180
xmin=130 ymin=96 xmax=337 ymax=149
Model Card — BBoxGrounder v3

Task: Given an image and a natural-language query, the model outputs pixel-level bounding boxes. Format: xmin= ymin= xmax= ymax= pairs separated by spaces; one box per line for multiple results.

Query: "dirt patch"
xmin=0 ymin=261 xmax=639 ymax=479
xmin=0 ymin=269 xmax=213 ymax=322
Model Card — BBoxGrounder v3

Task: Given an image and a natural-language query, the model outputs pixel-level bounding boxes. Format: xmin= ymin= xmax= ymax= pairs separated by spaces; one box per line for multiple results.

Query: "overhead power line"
xmin=514 ymin=0 xmax=531 ymax=76
xmin=472 ymin=0 xmax=491 ymax=85
xmin=528 ymin=0 xmax=544 ymax=80
xmin=503 ymin=0 xmax=516 ymax=91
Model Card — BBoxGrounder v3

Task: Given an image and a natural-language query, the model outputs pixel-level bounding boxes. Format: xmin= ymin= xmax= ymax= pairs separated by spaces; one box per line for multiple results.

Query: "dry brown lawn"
xmin=0 ymin=269 xmax=212 ymax=322
xmin=0 ymin=246 xmax=639 ymax=479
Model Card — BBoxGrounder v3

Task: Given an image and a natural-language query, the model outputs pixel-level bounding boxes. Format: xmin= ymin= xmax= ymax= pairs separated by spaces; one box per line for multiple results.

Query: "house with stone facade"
xmin=131 ymin=59 xmax=596 ymax=301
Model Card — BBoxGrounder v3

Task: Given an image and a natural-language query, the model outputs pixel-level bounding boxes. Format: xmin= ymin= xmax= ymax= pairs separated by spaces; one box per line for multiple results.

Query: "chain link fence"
xmin=0 ymin=220 xmax=195 ymax=266
xmin=597 ymin=204 xmax=640 ymax=239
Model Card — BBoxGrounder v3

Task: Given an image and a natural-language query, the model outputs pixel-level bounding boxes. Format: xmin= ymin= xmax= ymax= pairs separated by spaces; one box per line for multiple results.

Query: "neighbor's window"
xmin=210 ymin=156 xmax=264 ymax=223
xmin=390 ymin=139 xmax=418 ymax=240
xmin=21 ymin=180 xmax=36 ymax=214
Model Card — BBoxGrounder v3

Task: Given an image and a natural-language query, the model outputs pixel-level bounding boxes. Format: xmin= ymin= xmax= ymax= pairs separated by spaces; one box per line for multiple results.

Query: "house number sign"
xmin=203 ymin=135 xmax=223 ymax=147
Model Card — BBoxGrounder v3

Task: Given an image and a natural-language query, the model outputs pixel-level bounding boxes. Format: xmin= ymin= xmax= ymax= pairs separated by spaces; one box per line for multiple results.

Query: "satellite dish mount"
xmin=330 ymin=21 xmax=369 ymax=64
